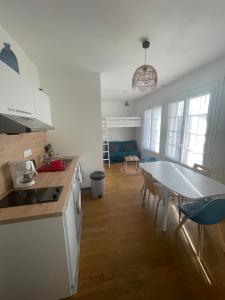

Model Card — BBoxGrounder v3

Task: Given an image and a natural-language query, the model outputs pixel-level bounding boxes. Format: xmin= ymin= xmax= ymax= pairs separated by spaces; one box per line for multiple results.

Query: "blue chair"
xmin=176 ymin=198 xmax=225 ymax=260
xmin=142 ymin=156 xmax=157 ymax=162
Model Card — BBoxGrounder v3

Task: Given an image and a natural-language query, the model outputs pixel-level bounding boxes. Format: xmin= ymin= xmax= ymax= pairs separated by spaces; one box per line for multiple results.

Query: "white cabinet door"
xmin=0 ymin=60 xmax=35 ymax=117
xmin=64 ymin=190 xmax=78 ymax=290
xmin=33 ymin=88 xmax=52 ymax=125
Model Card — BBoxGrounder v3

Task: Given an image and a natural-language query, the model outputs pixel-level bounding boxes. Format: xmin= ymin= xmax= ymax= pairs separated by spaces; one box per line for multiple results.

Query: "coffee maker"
xmin=9 ymin=160 xmax=38 ymax=188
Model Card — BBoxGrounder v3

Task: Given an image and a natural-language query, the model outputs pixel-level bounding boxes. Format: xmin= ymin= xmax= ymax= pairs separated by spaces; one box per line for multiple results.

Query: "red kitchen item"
xmin=37 ymin=160 xmax=66 ymax=172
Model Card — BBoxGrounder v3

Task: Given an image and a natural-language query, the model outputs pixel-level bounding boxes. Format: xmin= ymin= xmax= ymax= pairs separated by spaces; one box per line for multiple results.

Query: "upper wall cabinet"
xmin=0 ymin=60 xmax=35 ymax=117
xmin=33 ymin=88 xmax=52 ymax=126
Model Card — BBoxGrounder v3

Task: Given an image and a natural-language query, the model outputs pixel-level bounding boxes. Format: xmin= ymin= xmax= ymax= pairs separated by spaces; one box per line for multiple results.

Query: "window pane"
xmin=198 ymin=117 xmax=207 ymax=135
xmin=177 ymin=101 xmax=184 ymax=116
xmin=181 ymin=93 xmax=210 ymax=167
xmin=169 ymin=117 xmax=175 ymax=131
xmin=200 ymin=94 xmax=210 ymax=114
xmin=189 ymin=97 xmax=201 ymax=115
xmin=186 ymin=117 xmax=199 ymax=134
xmin=168 ymin=132 xmax=173 ymax=144
xmin=189 ymin=134 xmax=197 ymax=151
xmin=189 ymin=94 xmax=210 ymax=115
xmin=170 ymin=103 xmax=176 ymax=117
xmin=175 ymin=116 xmax=183 ymax=132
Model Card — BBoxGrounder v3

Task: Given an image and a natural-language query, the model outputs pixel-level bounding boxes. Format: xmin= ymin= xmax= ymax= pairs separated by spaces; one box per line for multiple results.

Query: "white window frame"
xmin=142 ymin=106 xmax=162 ymax=153
xmin=142 ymin=109 xmax=152 ymax=150
xmin=165 ymin=90 xmax=212 ymax=168
xmin=181 ymin=92 xmax=211 ymax=167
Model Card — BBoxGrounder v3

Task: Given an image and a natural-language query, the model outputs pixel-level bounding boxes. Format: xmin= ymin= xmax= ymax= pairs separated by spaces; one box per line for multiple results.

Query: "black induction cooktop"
xmin=0 ymin=186 xmax=63 ymax=208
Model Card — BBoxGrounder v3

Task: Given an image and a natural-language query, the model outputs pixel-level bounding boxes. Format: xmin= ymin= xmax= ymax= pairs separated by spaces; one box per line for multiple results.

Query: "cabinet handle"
xmin=7 ymin=108 xmax=32 ymax=115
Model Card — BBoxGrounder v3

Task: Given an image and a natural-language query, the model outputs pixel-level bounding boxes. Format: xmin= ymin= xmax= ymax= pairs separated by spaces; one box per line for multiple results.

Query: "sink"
xmin=60 ymin=159 xmax=72 ymax=167
xmin=37 ymin=158 xmax=73 ymax=172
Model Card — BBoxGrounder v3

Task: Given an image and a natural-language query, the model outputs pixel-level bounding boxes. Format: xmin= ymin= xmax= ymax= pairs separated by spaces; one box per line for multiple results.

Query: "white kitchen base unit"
xmin=0 ymin=191 xmax=79 ymax=300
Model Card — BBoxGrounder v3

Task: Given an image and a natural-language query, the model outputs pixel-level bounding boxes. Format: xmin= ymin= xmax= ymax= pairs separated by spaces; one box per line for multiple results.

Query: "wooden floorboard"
xmin=71 ymin=163 xmax=225 ymax=300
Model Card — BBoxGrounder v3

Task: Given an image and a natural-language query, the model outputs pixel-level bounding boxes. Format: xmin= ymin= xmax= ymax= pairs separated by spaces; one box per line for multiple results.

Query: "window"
xmin=142 ymin=106 xmax=162 ymax=153
xmin=142 ymin=109 xmax=152 ymax=150
xmin=166 ymin=101 xmax=184 ymax=161
xmin=181 ymin=94 xmax=210 ymax=167
xmin=165 ymin=93 xmax=210 ymax=167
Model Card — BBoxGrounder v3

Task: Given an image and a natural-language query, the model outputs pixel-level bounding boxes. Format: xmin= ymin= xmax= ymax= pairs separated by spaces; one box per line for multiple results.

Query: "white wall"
xmin=41 ymin=68 xmax=103 ymax=187
xmin=102 ymin=100 xmax=137 ymax=141
xmin=0 ymin=24 xmax=39 ymax=86
xmin=135 ymin=55 xmax=225 ymax=169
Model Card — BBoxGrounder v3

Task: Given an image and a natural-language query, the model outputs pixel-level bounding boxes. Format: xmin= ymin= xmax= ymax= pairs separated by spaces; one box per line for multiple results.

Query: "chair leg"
xmin=178 ymin=196 xmax=185 ymax=222
xmin=142 ymin=187 xmax=146 ymax=208
xmin=198 ymin=224 xmax=204 ymax=260
xmin=175 ymin=216 xmax=188 ymax=233
xmin=154 ymin=198 xmax=162 ymax=228
xmin=140 ymin=183 xmax=144 ymax=194
xmin=217 ymin=224 xmax=225 ymax=253
xmin=178 ymin=197 xmax=181 ymax=222
xmin=147 ymin=190 xmax=151 ymax=206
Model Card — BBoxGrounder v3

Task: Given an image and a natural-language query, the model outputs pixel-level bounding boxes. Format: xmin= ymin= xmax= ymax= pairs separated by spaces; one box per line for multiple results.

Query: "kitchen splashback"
xmin=0 ymin=132 xmax=46 ymax=196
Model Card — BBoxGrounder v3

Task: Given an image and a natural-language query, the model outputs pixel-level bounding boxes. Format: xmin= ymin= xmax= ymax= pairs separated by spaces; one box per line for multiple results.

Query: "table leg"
xmin=162 ymin=188 xmax=169 ymax=231
xmin=136 ymin=159 xmax=140 ymax=174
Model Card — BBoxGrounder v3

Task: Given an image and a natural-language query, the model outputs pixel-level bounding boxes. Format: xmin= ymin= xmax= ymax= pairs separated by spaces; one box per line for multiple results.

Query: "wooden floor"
xmin=72 ymin=163 xmax=225 ymax=300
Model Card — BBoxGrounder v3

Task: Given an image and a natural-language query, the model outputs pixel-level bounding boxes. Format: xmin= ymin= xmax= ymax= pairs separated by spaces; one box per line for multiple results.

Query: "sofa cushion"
xmin=109 ymin=141 xmax=123 ymax=152
xmin=109 ymin=143 xmax=119 ymax=152
xmin=122 ymin=141 xmax=137 ymax=152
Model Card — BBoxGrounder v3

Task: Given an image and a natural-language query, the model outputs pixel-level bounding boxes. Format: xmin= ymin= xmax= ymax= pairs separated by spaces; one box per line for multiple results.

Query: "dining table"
xmin=139 ymin=161 xmax=225 ymax=232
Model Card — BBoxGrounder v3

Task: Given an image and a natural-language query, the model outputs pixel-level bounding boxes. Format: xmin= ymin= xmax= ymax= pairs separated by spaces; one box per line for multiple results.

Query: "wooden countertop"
xmin=0 ymin=156 xmax=79 ymax=225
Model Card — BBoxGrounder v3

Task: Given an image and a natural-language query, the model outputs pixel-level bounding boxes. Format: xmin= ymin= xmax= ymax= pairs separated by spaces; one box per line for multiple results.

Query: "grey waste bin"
xmin=90 ymin=171 xmax=105 ymax=198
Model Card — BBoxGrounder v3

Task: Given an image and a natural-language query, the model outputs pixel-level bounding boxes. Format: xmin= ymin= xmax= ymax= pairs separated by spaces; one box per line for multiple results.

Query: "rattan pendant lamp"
xmin=132 ymin=40 xmax=157 ymax=91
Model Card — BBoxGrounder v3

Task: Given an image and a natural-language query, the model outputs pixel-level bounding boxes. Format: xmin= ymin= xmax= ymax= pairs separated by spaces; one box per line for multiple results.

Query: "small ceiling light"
xmin=132 ymin=40 xmax=158 ymax=91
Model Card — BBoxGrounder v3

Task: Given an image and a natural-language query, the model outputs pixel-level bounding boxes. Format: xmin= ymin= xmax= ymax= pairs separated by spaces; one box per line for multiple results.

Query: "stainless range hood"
xmin=0 ymin=114 xmax=54 ymax=134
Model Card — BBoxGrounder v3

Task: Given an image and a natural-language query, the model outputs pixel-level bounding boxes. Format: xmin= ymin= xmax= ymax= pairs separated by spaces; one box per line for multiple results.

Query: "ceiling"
xmin=1 ymin=0 xmax=225 ymax=102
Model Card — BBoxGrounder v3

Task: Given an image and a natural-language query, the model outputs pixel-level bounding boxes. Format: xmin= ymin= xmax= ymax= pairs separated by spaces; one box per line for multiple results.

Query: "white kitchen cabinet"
xmin=33 ymin=88 xmax=52 ymax=126
xmin=0 ymin=60 xmax=35 ymax=117
xmin=0 ymin=188 xmax=79 ymax=300
xmin=63 ymin=189 xmax=78 ymax=290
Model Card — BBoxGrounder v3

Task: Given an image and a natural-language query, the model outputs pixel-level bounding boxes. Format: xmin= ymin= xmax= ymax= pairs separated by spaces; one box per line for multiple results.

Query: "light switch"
xmin=24 ymin=149 xmax=32 ymax=158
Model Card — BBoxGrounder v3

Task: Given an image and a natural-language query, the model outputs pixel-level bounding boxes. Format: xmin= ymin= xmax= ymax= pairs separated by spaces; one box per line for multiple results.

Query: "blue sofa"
xmin=108 ymin=140 xmax=141 ymax=163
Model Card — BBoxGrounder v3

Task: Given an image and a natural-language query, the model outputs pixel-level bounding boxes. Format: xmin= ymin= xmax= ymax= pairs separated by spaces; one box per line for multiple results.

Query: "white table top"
xmin=140 ymin=161 xmax=225 ymax=199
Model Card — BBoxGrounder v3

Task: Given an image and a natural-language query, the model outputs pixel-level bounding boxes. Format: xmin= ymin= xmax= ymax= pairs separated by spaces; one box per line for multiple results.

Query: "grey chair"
xmin=142 ymin=171 xmax=179 ymax=228
xmin=193 ymin=163 xmax=211 ymax=177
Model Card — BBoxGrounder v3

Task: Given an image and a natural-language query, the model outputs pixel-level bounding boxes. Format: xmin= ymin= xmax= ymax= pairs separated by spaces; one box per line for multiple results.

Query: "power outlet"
xmin=24 ymin=149 xmax=32 ymax=158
